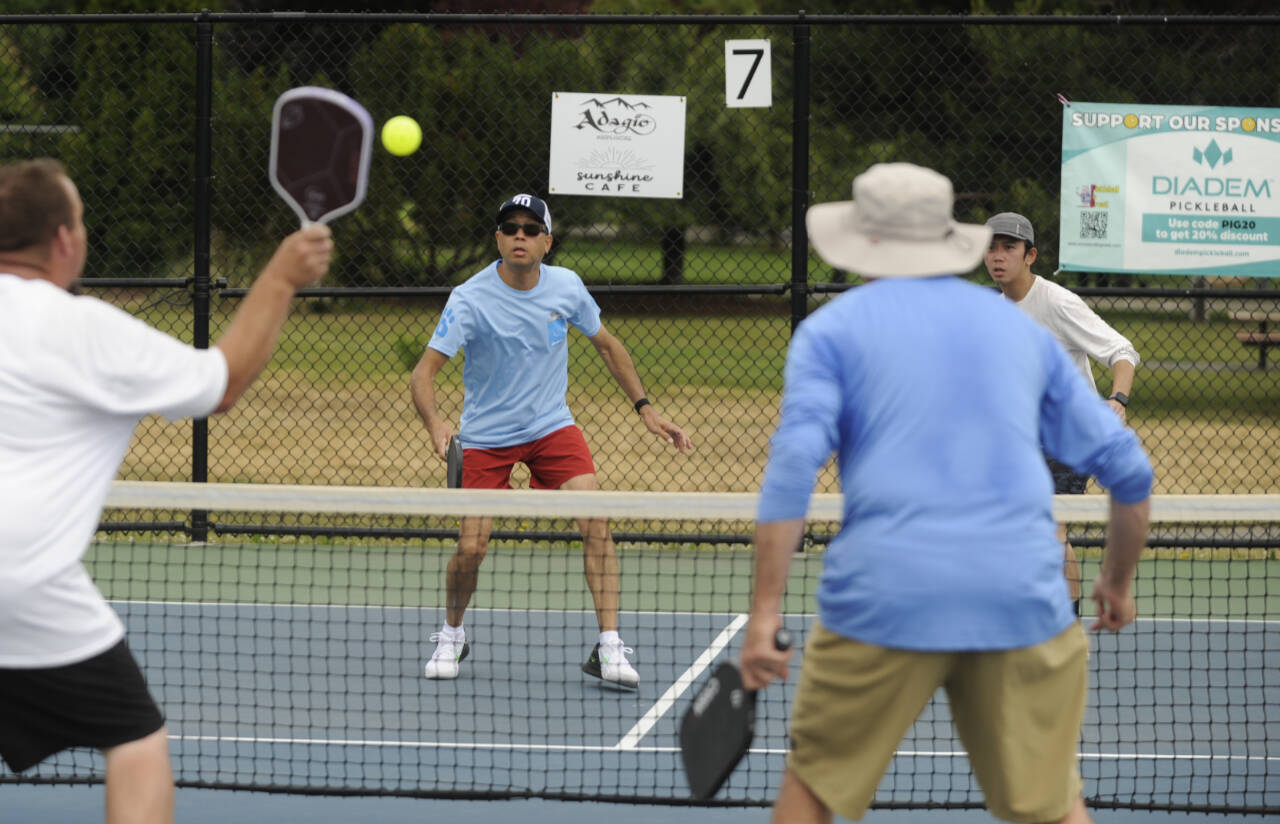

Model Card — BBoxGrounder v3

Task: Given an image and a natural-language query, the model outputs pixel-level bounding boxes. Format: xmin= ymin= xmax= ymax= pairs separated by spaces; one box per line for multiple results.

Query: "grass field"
xmin=114 ymin=282 xmax=1279 ymax=494
xmin=551 ymin=238 xmax=792 ymax=286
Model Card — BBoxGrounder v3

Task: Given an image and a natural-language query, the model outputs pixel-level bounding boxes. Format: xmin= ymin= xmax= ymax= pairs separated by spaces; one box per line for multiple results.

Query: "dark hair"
xmin=0 ymin=158 xmax=73 ymax=253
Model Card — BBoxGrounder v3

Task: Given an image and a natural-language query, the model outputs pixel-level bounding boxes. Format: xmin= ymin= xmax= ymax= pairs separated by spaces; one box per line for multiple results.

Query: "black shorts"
xmin=0 ymin=640 xmax=164 ymax=773
xmin=1046 ymin=456 xmax=1089 ymax=495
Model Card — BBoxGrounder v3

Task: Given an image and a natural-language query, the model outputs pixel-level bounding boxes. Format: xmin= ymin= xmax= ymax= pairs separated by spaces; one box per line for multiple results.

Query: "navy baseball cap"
xmin=986 ymin=212 xmax=1034 ymax=244
xmin=496 ymin=194 xmax=552 ymax=234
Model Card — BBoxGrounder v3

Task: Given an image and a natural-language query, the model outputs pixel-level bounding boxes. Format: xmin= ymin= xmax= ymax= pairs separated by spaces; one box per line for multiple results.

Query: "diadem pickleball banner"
xmin=1061 ymin=102 xmax=1280 ymax=277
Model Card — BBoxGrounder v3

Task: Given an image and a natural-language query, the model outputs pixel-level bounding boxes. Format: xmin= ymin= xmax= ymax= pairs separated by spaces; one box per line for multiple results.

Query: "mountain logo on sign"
xmin=1193 ymin=140 xmax=1233 ymax=169
xmin=580 ymin=97 xmax=652 ymax=111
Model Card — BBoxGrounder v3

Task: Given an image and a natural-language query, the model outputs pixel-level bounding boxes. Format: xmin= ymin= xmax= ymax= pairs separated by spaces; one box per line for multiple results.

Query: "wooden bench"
xmin=1230 ymin=310 xmax=1280 ymax=369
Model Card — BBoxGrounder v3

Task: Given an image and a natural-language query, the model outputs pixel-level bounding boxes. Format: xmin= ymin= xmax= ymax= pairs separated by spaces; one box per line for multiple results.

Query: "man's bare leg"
xmin=771 ymin=768 xmax=832 ymax=824
xmin=103 ymin=727 xmax=173 ymax=824
xmin=445 ymin=515 xmax=493 ymax=626
xmin=1051 ymin=795 xmax=1092 ymax=824
xmin=562 ymin=474 xmax=619 ymax=631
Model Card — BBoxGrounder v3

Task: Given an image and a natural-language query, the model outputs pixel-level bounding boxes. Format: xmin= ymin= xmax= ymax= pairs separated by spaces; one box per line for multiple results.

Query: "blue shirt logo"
xmin=547 ymin=312 xmax=567 ymax=345
xmin=433 ymin=307 xmax=456 ymax=340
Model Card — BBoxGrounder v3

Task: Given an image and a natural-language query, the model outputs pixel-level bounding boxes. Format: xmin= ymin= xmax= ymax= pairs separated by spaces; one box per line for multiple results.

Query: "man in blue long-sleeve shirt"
xmin=741 ymin=163 xmax=1152 ymax=824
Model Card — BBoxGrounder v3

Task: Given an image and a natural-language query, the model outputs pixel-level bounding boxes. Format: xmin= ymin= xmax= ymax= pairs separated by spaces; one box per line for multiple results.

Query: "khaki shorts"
xmin=788 ymin=621 xmax=1087 ymax=823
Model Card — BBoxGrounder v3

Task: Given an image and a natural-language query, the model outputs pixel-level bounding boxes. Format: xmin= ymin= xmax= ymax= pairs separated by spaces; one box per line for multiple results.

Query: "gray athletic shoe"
xmin=583 ymin=639 xmax=639 ymax=688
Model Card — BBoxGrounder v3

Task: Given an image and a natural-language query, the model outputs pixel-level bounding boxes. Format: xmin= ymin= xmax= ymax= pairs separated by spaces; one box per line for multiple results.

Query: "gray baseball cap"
xmin=986 ymin=212 xmax=1034 ymax=244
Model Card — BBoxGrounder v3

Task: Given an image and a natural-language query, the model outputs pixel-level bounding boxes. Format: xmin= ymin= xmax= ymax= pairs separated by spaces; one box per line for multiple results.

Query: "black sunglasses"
xmin=498 ymin=221 xmax=547 ymax=237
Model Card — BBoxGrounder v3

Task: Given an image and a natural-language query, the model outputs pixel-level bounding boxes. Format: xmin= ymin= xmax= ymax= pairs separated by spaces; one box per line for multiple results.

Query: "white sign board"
xmin=548 ymin=92 xmax=686 ymax=199
xmin=725 ymin=40 xmax=771 ymax=108
xmin=1061 ymin=101 xmax=1280 ymax=277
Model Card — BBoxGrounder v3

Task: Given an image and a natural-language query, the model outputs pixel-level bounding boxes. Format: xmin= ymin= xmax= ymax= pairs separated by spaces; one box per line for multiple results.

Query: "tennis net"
xmin=5 ymin=483 xmax=1278 ymax=812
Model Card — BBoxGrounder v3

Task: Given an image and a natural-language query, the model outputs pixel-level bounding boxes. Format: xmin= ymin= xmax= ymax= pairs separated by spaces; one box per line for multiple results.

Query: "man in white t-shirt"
xmin=411 ymin=194 xmax=692 ymax=688
xmin=0 ymin=158 xmax=333 ymax=824
xmin=984 ymin=212 xmax=1140 ymax=614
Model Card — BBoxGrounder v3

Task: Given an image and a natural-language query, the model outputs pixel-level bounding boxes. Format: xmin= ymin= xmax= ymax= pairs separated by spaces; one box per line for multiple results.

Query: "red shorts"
xmin=462 ymin=425 xmax=596 ymax=490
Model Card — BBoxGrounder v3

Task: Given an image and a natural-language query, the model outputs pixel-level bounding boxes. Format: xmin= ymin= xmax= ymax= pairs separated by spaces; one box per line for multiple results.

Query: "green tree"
xmin=7 ymin=2 xmax=207 ymax=279
xmin=343 ymin=24 xmax=582 ymax=286
xmin=0 ymin=28 xmax=51 ymax=160
xmin=574 ymin=5 xmax=798 ymax=283
xmin=60 ymin=19 xmax=199 ymax=278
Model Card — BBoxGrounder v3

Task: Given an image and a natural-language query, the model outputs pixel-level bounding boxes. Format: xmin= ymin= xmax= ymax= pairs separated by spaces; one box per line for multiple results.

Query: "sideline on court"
xmin=5 ymin=786 xmax=1273 ymax=824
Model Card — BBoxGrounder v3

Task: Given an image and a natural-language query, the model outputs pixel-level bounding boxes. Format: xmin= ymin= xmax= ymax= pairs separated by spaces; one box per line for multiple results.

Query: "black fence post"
xmin=191 ymin=12 xmax=214 ymax=541
xmin=790 ymin=14 xmax=811 ymax=333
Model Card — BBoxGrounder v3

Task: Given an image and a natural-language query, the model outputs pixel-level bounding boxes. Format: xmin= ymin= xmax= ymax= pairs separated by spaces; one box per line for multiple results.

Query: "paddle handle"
xmin=743 ymin=629 xmax=794 ymax=709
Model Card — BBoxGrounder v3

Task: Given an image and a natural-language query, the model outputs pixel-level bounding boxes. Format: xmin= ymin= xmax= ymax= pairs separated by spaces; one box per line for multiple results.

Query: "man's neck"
xmin=0 ymin=255 xmax=51 ymax=281
xmin=497 ymin=260 xmax=540 ymax=291
xmin=1000 ymin=271 xmax=1036 ymax=302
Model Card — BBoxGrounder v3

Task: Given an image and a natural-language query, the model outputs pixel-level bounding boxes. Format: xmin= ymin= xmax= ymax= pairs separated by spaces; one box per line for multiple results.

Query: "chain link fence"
xmin=2 ymin=13 xmax=1277 ymax=495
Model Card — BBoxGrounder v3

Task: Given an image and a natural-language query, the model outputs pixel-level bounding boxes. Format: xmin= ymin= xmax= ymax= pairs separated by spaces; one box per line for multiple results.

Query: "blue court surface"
xmin=4 ymin=786 xmax=1276 ymax=824
xmin=4 ymin=600 xmax=1277 ymax=819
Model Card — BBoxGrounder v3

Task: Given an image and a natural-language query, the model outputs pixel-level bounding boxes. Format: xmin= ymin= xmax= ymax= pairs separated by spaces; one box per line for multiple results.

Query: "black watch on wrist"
xmin=1108 ymin=392 xmax=1129 ymax=407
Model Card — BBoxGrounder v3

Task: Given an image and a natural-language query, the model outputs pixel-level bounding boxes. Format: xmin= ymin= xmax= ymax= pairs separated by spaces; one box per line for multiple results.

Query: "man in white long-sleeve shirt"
xmin=985 ymin=212 xmax=1140 ymax=613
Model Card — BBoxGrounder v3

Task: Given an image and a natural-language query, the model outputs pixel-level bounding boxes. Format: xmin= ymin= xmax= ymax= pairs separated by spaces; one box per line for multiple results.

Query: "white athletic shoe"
xmin=424 ymin=632 xmax=470 ymax=680
xmin=583 ymin=639 xmax=639 ymax=688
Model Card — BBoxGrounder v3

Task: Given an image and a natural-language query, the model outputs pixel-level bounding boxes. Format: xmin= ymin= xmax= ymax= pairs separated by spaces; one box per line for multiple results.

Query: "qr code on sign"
xmin=1080 ymin=211 xmax=1108 ymax=240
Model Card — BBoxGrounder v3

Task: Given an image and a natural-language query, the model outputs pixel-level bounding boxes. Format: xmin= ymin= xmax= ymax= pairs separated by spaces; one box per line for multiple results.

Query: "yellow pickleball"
xmin=381 ymin=115 xmax=422 ymax=157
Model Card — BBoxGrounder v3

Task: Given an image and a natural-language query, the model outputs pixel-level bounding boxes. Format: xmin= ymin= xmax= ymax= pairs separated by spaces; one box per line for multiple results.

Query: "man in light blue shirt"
xmin=740 ymin=164 xmax=1152 ymax=824
xmin=411 ymin=194 xmax=691 ymax=687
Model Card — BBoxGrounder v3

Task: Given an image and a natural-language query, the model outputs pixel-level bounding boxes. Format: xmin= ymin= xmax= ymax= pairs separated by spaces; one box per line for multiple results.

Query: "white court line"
xmin=167 ymin=735 xmax=1280 ymax=764
xmin=613 ymin=613 xmax=749 ymax=750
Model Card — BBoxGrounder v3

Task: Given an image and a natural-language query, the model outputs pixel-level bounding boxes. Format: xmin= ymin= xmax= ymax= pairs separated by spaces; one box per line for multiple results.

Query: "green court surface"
xmin=87 ymin=538 xmax=819 ymax=613
xmin=88 ymin=537 xmax=1277 ymax=619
